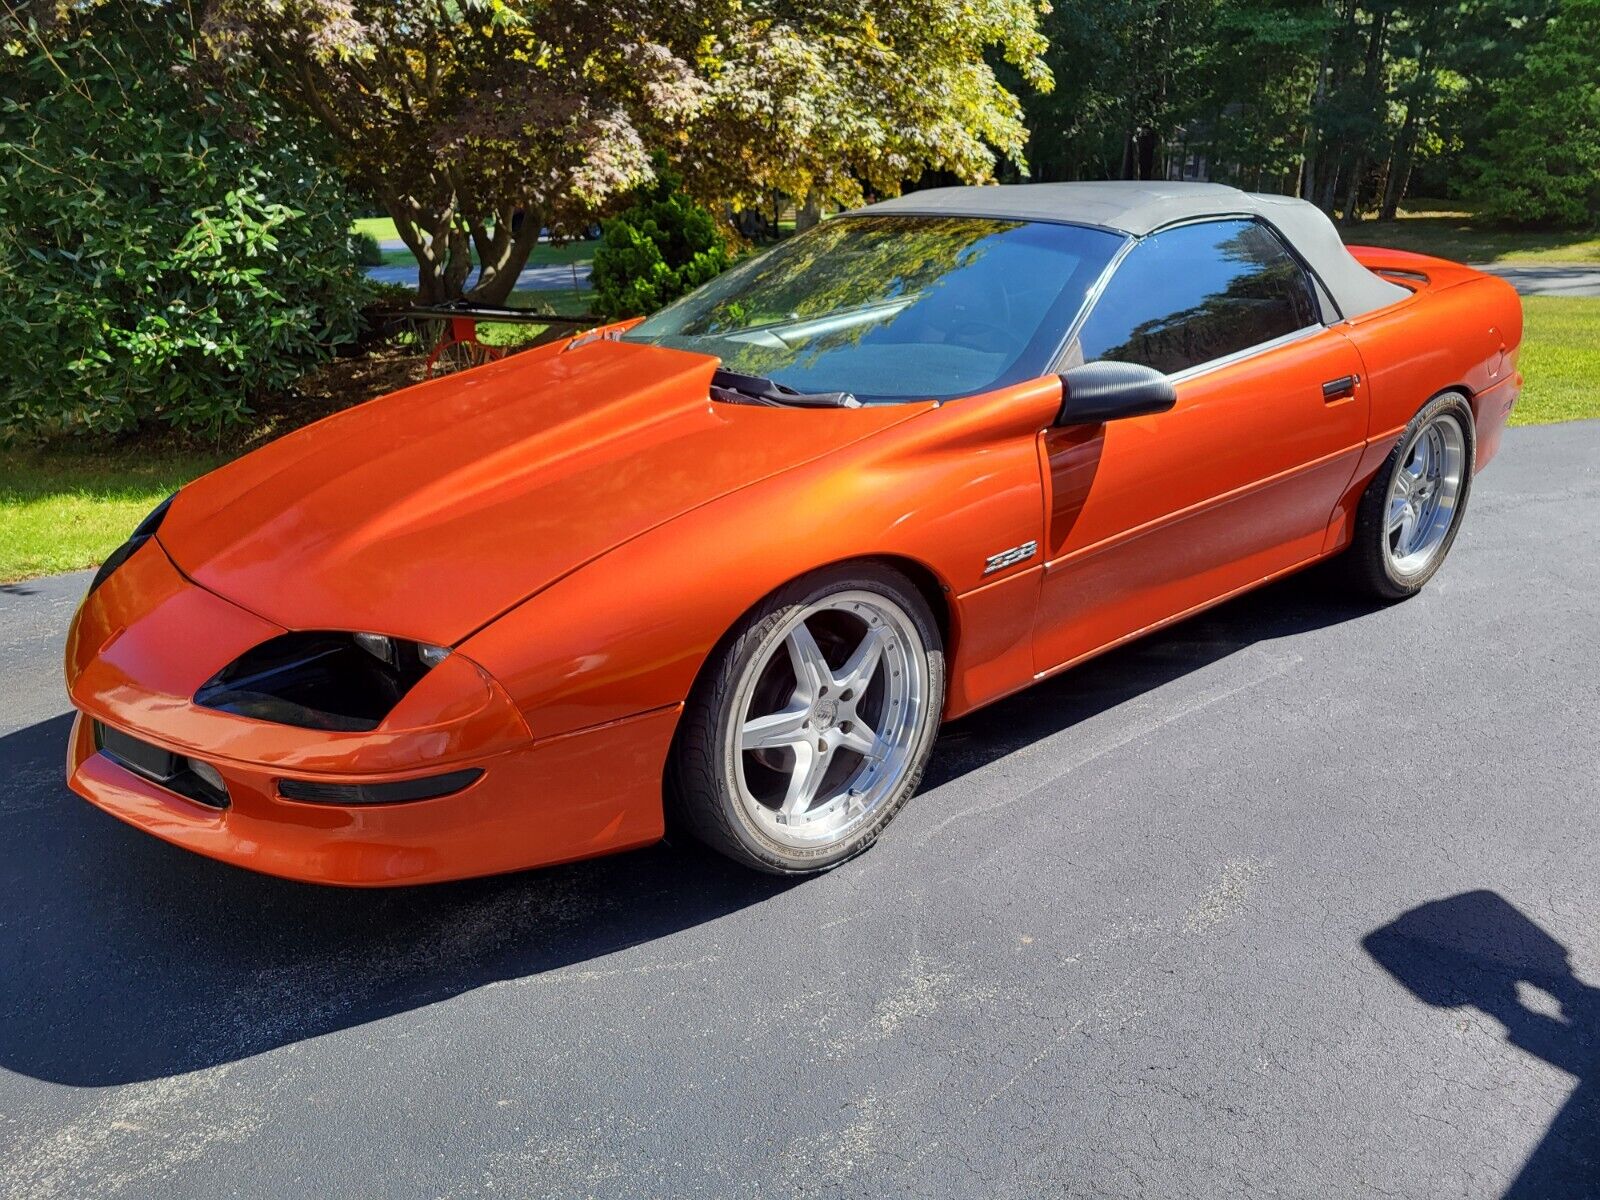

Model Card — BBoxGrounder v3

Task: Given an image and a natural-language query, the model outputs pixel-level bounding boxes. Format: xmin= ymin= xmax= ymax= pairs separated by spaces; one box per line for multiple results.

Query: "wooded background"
xmin=2 ymin=0 xmax=1595 ymax=440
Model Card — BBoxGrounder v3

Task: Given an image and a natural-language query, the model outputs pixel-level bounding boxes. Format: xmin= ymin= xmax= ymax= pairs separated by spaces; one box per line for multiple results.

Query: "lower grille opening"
xmin=92 ymin=722 xmax=231 ymax=809
xmin=277 ymin=769 xmax=484 ymax=806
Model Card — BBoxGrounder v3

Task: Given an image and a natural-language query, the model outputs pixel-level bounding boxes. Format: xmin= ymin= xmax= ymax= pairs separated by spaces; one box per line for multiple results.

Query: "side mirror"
xmin=1056 ymin=361 xmax=1177 ymax=426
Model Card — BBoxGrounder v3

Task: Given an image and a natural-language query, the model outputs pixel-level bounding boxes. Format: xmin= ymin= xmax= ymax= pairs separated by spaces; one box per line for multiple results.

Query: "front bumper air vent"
xmin=93 ymin=721 xmax=230 ymax=809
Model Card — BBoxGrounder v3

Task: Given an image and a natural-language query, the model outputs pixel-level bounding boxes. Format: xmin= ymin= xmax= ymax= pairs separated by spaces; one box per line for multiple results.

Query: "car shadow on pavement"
xmin=922 ymin=563 xmax=1378 ymax=791
xmin=1365 ymin=892 xmax=1600 ymax=1198
xmin=0 ymin=713 xmax=802 ymax=1087
xmin=0 ymin=566 xmax=1379 ymax=1088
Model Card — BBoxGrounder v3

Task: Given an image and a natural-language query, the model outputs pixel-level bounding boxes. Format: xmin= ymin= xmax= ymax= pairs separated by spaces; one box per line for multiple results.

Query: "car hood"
xmin=160 ymin=338 xmax=923 ymax=645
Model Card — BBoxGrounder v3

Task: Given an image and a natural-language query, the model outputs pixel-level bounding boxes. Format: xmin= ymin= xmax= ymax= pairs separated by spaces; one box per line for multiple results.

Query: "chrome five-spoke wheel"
xmin=672 ymin=565 xmax=945 ymax=874
xmin=1386 ymin=412 xmax=1467 ymax=577
xmin=732 ymin=591 xmax=924 ymax=848
xmin=1343 ymin=392 xmax=1474 ymax=600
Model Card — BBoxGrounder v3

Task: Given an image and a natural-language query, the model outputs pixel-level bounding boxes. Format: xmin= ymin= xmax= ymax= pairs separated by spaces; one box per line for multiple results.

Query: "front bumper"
xmin=64 ymin=540 xmax=672 ymax=885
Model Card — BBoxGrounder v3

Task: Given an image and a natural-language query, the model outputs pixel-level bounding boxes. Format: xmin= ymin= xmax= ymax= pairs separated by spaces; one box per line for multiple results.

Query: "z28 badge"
xmin=983 ymin=540 xmax=1038 ymax=575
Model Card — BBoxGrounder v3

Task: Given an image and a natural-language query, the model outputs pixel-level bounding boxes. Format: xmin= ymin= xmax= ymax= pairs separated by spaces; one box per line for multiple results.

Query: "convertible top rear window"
xmin=622 ymin=215 xmax=1125 ymax=403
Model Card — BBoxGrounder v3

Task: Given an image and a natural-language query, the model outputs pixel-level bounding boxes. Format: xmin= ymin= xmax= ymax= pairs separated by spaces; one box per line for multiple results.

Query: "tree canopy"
xmin=191 ymin=0 xmax=1052 ymax=302
xmin=1020 ymin=0 xmax=1597 ymax=228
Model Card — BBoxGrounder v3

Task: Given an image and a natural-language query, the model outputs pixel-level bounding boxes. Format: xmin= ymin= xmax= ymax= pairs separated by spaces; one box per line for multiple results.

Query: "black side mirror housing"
xmin=1056 ymin=361 xmax=1177 ymax=425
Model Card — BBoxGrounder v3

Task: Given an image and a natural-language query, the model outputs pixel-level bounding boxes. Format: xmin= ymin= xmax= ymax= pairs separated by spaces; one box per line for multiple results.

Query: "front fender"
xmin=461 ymin=377 xmax=1063 ymax=741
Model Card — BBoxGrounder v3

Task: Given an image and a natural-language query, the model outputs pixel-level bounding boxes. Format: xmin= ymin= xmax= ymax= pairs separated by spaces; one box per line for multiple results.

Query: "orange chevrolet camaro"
xmin=65 ymin=182 xmax=1524 ymax=883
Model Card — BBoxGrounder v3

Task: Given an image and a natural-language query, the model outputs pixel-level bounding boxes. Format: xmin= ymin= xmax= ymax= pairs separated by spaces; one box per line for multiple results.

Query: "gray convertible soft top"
xmin=858 ymin=181 xmax=1411 ymax=319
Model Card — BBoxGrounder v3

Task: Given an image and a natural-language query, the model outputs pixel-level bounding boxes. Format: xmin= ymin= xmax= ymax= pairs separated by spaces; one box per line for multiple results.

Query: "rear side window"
xmin=1075 ymin=220 xmax=1320 ymax=375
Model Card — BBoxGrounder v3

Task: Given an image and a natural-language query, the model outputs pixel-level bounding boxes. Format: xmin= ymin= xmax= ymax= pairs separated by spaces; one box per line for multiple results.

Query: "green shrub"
xmin=351 ymin=232 xmax=385 ymax=267
xmin=0 ymin=4 xmax=370 ymax=439
xmin=591 ymin=164 xmax=732 ymax=319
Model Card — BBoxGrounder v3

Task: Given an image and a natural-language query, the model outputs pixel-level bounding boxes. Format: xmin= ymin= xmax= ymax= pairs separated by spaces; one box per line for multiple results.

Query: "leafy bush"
xmin=350 ymin=232 xmax=385 ymax=267
xmin=1462 ymin=0 xmax=1600 ymax=228
xmin=0 ymin=4 xmax=370 ymax=439
xmin=591 ymin=165 xmax=732 ymax=319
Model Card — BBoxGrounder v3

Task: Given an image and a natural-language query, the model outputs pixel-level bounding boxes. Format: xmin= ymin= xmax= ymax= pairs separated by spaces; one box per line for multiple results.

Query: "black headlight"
xmin=90 ymin=493 xmax=175 ymax=594
xmin=194 ymin=631 xmax=452 ymax=732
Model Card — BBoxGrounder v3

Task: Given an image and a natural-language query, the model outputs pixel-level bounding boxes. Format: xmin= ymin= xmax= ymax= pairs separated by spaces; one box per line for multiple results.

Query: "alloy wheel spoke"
xmin=837 ymin=719 xmax=883 ymax=760
xmin=834 ymin=624 xmax=887 ymax=696
xmin=741 ymin=702 xmax=812 ymax=751
xmin=780 ymin=739 xmax=831 ymax=816
xmin=1388 ymin=496 xmax=1411 ymax=533
xmin=784 ymin=620 xmax=832 ymax=702
xmin=1397 ymin=506 xmax=1418 ymax=552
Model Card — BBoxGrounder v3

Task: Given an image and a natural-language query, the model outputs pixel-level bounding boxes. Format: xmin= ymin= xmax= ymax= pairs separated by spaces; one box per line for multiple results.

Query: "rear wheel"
xmin=1341 ymin=392 xmax=1474 ymax=600
xmin=671 ymin=565 xmax=945 ymax=875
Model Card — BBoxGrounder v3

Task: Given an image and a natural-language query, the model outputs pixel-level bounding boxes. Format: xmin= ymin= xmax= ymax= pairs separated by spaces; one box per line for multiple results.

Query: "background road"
xmin=1475 ymin=264 xmax=1600 ymax=297
xmin=2 ymin=422 xmax=1596 ymax=1199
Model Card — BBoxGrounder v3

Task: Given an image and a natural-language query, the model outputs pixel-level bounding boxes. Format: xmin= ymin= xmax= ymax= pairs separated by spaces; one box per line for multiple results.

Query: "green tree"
xmin=688 ymin=3 xmax=1053 ymax=214
xmin=193 ymin=0 xmax=716 ymax=304
xmin=0 ymin=2 xmax=368 ymax=438
xmin=1462 ymin=0 xmax=1600 ymax=226
xmin=181 ymin=0 xmax=1051 ymax=303
xmin=1026 ymin=0 xmax=1220 ymax=181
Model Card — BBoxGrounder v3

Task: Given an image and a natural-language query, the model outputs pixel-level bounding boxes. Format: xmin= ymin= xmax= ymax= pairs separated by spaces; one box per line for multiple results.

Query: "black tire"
xmin=670 ymin=563 xmax=946 ymax=875
xmin=1340 ymin=391 xmax=1475 ymax=601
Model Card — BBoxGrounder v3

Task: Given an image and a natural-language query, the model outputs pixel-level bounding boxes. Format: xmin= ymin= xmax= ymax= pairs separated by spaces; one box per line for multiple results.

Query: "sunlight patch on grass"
xmin=0 ymin=451 xmax=225 ymax=582
xmin=1513 ymin=297 xmax=1600 ymax=426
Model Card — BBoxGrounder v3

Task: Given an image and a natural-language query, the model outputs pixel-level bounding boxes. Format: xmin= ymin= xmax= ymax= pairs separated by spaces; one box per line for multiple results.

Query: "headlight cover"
xmin=89 ymin=493 xmax=175 ymax=594
xmin=194 ymin=631 xmax=453 ymax=732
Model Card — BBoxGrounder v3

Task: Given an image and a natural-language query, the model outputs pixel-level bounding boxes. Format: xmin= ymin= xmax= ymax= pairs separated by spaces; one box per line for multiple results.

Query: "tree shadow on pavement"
xmin=0 ymin=566 xmax=1380 ymax=1088
xmin=1364 ymin=891 xmax=1600 ymax=1198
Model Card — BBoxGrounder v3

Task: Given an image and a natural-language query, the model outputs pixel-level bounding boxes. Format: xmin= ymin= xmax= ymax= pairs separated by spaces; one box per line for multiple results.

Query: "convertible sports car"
xmin=65 ymin=181 xmax=1523 ymax=882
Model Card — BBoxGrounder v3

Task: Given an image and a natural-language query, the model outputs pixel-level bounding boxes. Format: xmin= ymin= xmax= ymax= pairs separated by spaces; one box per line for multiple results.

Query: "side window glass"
xmin=1076 ymin=220 xmax=1320 ymax=375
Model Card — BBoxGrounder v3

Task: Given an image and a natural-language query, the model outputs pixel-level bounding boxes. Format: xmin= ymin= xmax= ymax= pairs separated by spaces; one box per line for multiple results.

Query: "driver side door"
xmin=1033 ymin=218 xmax=1370 ymax=675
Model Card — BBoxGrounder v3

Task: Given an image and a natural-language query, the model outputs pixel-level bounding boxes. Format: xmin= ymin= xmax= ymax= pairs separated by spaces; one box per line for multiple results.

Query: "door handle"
xmin=1322 ymin=374 xmax=1360 ymax=402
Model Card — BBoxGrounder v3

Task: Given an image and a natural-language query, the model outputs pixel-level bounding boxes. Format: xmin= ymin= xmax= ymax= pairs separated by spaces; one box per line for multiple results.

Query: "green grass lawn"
xmin=1513 ymin=297 xmax=1600 ymax=425
xmin=0 ymin=450 xmax=226 ymax=582
xmin=1 ymin=295 xmax=1592 ymax=582
xmin=1346 ymin=203 xmax=1600 ymax=264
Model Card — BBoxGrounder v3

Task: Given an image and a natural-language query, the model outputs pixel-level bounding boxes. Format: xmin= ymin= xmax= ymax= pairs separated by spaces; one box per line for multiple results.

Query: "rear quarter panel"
xmin=1324 ymin=249 xmax=1524 ymax=553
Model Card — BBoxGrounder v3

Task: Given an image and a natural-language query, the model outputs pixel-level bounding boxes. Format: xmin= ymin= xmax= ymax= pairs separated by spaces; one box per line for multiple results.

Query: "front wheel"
xmin=1341 ymin=391 xmax=1475 ymax=600
xmin=671 ymin=564 xmax=945 ymax=875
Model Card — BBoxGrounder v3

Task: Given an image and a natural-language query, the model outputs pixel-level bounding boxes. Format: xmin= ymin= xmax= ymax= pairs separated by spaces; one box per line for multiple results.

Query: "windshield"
xmin=621 ymin=215 xmax=1125 ymax=403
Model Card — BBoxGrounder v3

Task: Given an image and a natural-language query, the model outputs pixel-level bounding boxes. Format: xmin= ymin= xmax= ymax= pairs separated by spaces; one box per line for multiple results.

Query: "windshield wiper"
xmin=710 ymin=368 xmax=860 ymax=409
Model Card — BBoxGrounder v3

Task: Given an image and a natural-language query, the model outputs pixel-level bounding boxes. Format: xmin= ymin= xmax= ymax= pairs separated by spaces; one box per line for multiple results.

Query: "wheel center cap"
xmin=812 ymin=698 xmax=839 ymax=730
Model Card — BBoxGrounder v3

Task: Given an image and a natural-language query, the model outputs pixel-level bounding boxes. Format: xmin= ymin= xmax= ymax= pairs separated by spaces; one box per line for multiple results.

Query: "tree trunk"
xmin=465 ymin=209 xmax=544 ymax=306
xmin=795 ymin=189 xmax=822 ymax=233
xmin=1380 ymin=39 xmax=1435 ymax=221
xmin=381 ymin=191 xmax=458 ymax=304
xmin=1343 ymin=7 xmax=1389 ymax=223
xmin=1136 ymin=128 xmax=1159 ymax=181
xmin=1317 ymin=158 xmax=1342 ymax=213
xmin=1342 ymin=155 xmax=1365 ymax=223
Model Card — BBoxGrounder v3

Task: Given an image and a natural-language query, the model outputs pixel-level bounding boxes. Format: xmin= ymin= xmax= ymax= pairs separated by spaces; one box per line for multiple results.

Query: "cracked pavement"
xmin=1 ymin=421 xmax=1597 ymax=1198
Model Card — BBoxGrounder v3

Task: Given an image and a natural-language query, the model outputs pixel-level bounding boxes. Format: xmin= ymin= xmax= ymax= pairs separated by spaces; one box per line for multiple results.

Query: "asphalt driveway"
xmin=1474 ymin=264 xmax=1600 ymax=297
xmin=2 ymin=421 xmax=1597 ymax=1199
